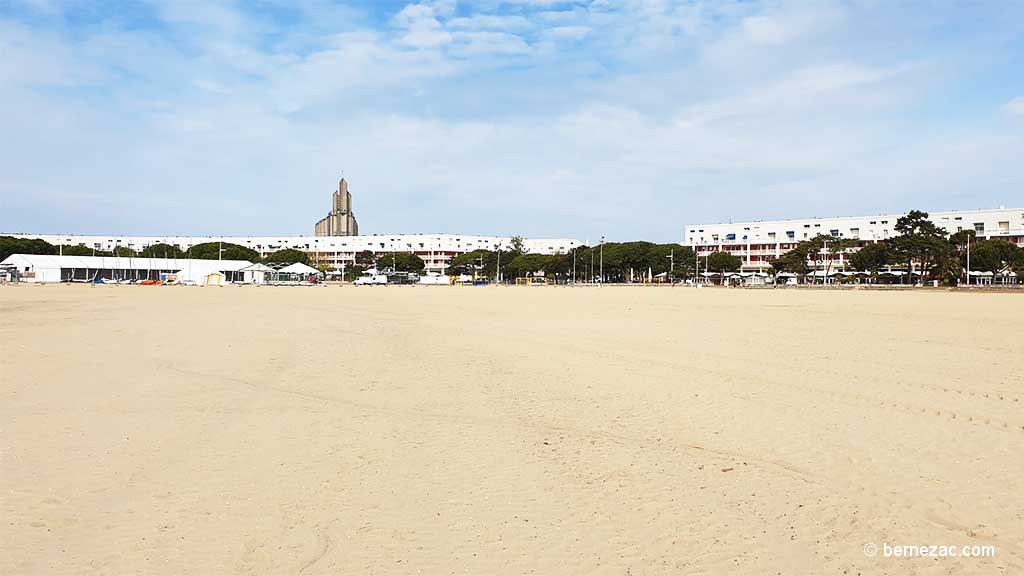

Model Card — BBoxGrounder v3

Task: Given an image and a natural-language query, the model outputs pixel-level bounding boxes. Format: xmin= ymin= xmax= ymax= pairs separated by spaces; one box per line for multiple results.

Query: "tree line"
xmin=0 ymin=237 xmax=311 ymax=267
xmin=441 ymin=241 xmax=699 ymax=283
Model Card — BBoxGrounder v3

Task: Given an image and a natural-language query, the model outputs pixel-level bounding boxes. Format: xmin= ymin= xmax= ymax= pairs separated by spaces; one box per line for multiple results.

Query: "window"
xmin=850 ymin=228 xmax=860 ymax=238
xmin=881 ymin=220 xmax=888 ymax=224
xmin=830 ymin=229 xmax=840 ymax=237
xmin=974 ymin=223 xmax=984 ymax=233
xmin=768 ymin=232 xmax=776 ymax=240
xmin=869 ymin=221 xmax=876 ymax=225
xmin=786 ymin=231 xmax=795 ymax=239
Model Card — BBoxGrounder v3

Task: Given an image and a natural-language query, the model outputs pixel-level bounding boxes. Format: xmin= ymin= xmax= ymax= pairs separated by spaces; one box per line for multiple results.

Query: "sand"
xmin=1 ymin=284 xmax=1022 ymax=575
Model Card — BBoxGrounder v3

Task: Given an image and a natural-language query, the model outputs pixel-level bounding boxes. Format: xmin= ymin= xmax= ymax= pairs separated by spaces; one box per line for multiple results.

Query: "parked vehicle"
xmin=355 ymin=272 xmax=388 ymax=285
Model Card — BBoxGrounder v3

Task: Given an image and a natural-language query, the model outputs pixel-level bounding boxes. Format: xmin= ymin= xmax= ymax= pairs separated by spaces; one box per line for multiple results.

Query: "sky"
xmin=1 ymin=0 xmax=1022 ymax=242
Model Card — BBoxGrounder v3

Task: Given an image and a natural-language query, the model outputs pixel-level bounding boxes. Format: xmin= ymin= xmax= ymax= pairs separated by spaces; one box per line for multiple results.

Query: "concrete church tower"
xmin=314 ymin=177 xmax=360 ymax=236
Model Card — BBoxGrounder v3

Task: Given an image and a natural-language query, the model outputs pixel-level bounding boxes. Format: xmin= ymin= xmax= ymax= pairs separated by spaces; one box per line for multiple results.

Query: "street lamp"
xmin=572 ymin=244 xmax=577 ymax=285
xmin=599 ymin=235 xmax=604 ymax=284
xmin=494 ymin=242 xmax=501 ymax=285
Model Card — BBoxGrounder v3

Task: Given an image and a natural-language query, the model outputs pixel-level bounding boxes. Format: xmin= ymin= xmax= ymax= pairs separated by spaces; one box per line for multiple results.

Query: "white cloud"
xmin=544 ymin=26 xmax=593 ymax=41
xmin=394 ymin=3 xmax=453 ymax=49
xmin=1003 ymin=97 xmax=1024 ymax=115
xmin=448 ymin=15 xmax=533 ymax=32
xmin=450 ymin=31 xmax=531 ymax=57
xmin=742 ymin=16 xmax=787 ymax=45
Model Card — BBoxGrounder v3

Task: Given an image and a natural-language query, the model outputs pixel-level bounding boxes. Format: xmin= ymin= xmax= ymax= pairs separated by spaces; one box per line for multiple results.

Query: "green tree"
xmin=849 ymin=242 xmax=889 ymax=274
xmin=890 ymin=210 xmax=948 ymax=283
xmin=189 ymin=242 xmax=260 ymax=262
xmin=509 ymin=236 xmax=527 ymax=257
xmin=948 ymin=229 xmax=976 ymax=248
xmin=825 ymin=236 xmax=855 ymax=274
xmin=1010 ymin=249 xmax=1024 ymax=276
xmin=506 ymin=253 xmax=549 ymax=278
xmin=376 ymin=252 xmax=425 ymax=273
xmin=706 ymin=251 xmax=741 ymax=274
xmin=771 ymin=241 xmax=812 ymax=277
xmin=58 ymin=244 xmax=109 ymax=256
xmin=354 ymin=250 xmax=375 ymax=267
xmin=265 ymin=249 xmax=310 ymax=265
xmin=671 ymin=246 xmax=697 ymax=280
xmin=139 ymin=243 xmax=185 ymax=259
xmin=541 ymin=253 xmax=571 ymax=282
xmin=343 ymin=265 xmax=366 ymax=282
xmin=968 ymin=240 xmax=1020 ymax=281
xmin=645 ymin=244 xmax=695 ymax=280
xmin=0 ymin=236 xmax=56 ymax=261
xmin=449 ymin=249 xmax=494 ymax=276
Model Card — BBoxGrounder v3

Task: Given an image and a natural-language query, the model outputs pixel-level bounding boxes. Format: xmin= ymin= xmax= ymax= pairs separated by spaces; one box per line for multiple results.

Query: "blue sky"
xmin=1 ymin=0 xmax=1022 ymax=242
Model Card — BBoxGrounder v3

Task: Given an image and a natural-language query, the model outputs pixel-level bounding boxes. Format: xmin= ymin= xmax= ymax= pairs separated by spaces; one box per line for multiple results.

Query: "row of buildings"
xmin=685 ymin=207 xmax=1024 ymax=273
xmin=3 ymin=232 xmax=582 ymax=275
xmin=3 ymin=177 xmax=579 ymax=276
xmin=3 ymin=176 xmax=1021 ymax=279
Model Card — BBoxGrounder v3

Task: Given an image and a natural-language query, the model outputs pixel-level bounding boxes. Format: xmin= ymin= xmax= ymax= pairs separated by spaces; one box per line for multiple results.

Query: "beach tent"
xmin=273 ymin=262 xmax=322 ymax=284
xmin=174 ymin=259 xmax=253 ymax=286
xmin=418 ymin=273 xmax=449 ymax=285
xmin=279 ymin=262 xmax=321 ymax=276
xmin=966 ymin=270 xmax=995 ymax=285
xmin=741 ymin=272 xmax=769 ymax=286
xmin=1 ymin=253 xmax=253 ymax=284
xmin=240 ymin=263 xmax=274 ymax=285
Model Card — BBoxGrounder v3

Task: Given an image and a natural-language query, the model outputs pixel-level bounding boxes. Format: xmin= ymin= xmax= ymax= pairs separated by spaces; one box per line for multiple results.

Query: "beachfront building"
xmin=684 ymin=207 xmax=1024 ymax=273
xmin=2 ymin=233 xmax=582 ymax=275
xmin=0 ymin=254 xmax=253 ymax=284
xmin=314 ymin=177 xmax=359 ymax=237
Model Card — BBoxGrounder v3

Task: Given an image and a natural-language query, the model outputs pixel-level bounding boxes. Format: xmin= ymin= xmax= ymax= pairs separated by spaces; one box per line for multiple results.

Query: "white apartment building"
xmin=684 ymin=207 xmax=1024 ymax=272
xmin=3 ymin=233 xmax=581 ymax=274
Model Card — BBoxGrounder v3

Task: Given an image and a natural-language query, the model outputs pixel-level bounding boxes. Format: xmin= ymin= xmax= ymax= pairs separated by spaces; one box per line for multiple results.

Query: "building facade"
xmin=5 ymin=233 xmax=581 ymax=274
xmin=684 ymin=207 xmax=1024 ymax=272
xmin=314 ymin=178 xmax=359 ymax=236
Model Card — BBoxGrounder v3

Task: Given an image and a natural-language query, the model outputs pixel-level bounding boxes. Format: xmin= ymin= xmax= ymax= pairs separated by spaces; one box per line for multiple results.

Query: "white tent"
xmin=278 ymin=262 xmax=321 ymax=276
xmin=419 ymin=272 xmax=449 ymax=285
xmin=173 ymin=260 xmax=253 ymax=286
xmin=0 ymin=254 xmax=252 ymax=283
xmin=240 ymin=263 xmax=274 ymax=285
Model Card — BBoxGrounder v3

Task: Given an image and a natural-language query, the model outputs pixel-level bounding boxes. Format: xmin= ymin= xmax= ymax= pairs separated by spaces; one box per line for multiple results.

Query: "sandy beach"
xmin=1 ymin=284 xmax=1021 ymax=575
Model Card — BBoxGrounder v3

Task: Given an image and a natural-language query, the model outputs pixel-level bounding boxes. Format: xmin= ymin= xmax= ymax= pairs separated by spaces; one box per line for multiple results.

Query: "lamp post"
xmin=966 ymin=234 xmax=971 ymax=286
xmin=495 ymin=242 xmax=501 ymax=285
xmin=599 ymin=235 xmax=604 ymax=284
xmin=667 ymin=249 xmax=674 ymax=283
xmin=572 ymin=245 xmax=577 ymax=285
xmin=589 ymin=240 xmax=594 ymax=283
